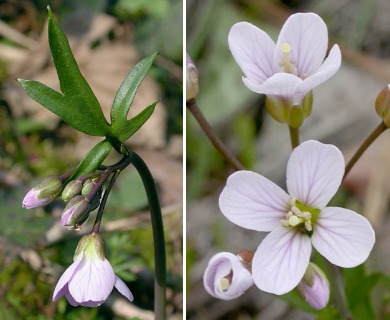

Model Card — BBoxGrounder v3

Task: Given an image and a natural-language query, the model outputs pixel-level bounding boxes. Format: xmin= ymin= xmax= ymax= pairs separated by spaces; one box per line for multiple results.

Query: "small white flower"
xmin=219 ymin=140 xmax=375 ymax=295
xmin=228 ymin=13 xmax=341 ymax=108
xmin=203 ymin=252 xmax=253 ymax=300
xmin=53 ymin=234 xmax=133 ymax=307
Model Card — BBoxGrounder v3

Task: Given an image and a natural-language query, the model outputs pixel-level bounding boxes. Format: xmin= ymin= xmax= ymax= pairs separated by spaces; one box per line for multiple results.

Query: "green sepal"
xmin=115 ymin=99 xmax=159 ymax=142
xmin=32 ymin=8 xmax=110 ymax=136
xmin=110 ymin=52 xmax=158 ymax=133
xmin=67 ymin=139 xmax=112 ymax=183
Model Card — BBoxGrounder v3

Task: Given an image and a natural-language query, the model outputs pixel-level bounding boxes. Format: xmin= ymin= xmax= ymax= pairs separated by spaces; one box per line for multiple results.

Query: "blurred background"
xmin=0 ymin=0 xmax=182 ymax=319
xmin=187 ymin=0 xmax=390 ymax=319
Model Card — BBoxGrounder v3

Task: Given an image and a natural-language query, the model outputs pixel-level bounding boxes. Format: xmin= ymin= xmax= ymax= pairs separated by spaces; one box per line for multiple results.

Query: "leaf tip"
xmin=47 ymin=5 xmax=53 ymax=17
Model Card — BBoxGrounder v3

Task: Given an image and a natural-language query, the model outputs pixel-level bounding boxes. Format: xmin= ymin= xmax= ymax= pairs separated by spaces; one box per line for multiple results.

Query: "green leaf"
xmin=116 ymin=99 xmax=159 ymax=142
xmin=17 ymin=79 xmax=105 ymax=136
xmin=20 ymin=8 xmax=110 ymax=136
xmin=67 ymin=139 xmax=112 ymax=182
xmin=110 ymin=52 xmax=158 ymax=132
xmin=344 ymin=265 xmax=382 ymax=320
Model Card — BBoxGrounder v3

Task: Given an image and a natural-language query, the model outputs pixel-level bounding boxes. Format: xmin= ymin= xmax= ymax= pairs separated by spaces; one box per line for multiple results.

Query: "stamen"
xmin=305 ymin=220 xmax=313 ymax=232
xmin=291 ymin=206 xmax=302 ymax=216
xmin=280 ymin=219 xmax=290 ymax=227
xmin=286 ymin=211 xmax=293 ymax=218
xmin=288 ymin=215 xmax=301 ymax=227
xmin=220 ymin=278 xmax=230 ymax=291
xmin=301 ymin=211 xmax=312 ymax=220
xmin=289 ymin=197 xmax=297 ymax=207
xmin=281 ymin=42 xmax=292 ymax=73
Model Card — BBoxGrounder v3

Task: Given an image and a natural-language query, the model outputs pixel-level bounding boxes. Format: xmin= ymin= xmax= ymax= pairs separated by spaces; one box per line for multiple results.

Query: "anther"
xmin=288 ymin=215 xmax=301 ymax=227
xmin=220 ymin=278 xmax=230 ymax=291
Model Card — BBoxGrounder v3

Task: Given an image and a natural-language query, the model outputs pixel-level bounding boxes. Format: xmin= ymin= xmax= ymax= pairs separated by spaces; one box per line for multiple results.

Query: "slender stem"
xmin=343 ymin=121 xmax=387 ymax=180
xmin=187 ymin=98 xmax=244 ymax=171
xmin=91 ymin=170 xmax=120 ymax=234
xmin=326 ymin=262 xmax=351 ymax=319
xmin=288 ymin=126 xmax=300 ymax=149
xmin=130 ymin=152 xmax=166 ymax=320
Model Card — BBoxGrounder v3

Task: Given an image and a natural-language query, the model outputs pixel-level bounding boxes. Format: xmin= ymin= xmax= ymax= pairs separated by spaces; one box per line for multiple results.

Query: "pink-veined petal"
xmin=219 ymin=170 xmax=290 ymax=232
xmin=286 ymin=140 xmax=344 ymax=209
xmin=252 ymin=226 xmax=312 ymax=295
xmin=312 ymin=207 xmax=375 ymax=267
xmin=203 ymin=252 xmax=253 ymax=300
xmin=53 ymin=255 xmax=83 ymax=301
xmin=68 ymin=258 xmax=116 ymax=304
xmin=229 ymin=22 xmax=277 ymax=84
xmin=243 ymin=72 xmax=303 ymax=105
xmin=274 ymin=13 xmax=328 ymax=76
xmin=297 ymin=45 xmax=342 ymax=97
xmin=115 ymin=276 xmax=134 ymax=302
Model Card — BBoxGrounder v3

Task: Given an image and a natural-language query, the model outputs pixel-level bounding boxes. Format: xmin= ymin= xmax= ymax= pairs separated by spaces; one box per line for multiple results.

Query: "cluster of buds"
xmin=22 ymin=171 xmax=105 ymax=230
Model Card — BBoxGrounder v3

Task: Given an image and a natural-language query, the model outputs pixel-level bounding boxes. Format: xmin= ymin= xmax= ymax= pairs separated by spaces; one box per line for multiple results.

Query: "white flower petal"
xmin=312 ymin=207 xmax=375 ymax=267
xmin=274 ymin=13 xmax=328 ymax=76
xmin=53 ymin=255 xmax=83 ymax=301
xmin=229 ymin=22 xmax=276 ymax=84
xmin=68 ymin=257 xmax=116 ymax=304
xmin=203 ymin=252 xmax=253 ymax=300
xmin=219 ymin=170 xmax=290 ymax=232
xmin=297 ymin=45 xmax=342 ymax=97
xmin=286 ymin=140 xmax=344 ymax=208
xmin=243 ymin=73 xmax=303 ymax=104
xmin=115 ymin=276 xmax=134 ymax=302
xmin=252 ymin=226 xmax=312 ymax=295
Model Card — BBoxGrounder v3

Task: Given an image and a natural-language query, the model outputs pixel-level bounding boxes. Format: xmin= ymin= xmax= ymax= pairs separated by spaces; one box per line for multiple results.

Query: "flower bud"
xmin=186 ymin=53 xmax=199 ymax=101
xmin=375 ymin=84 xmax=390 ymax=127
xmin=81 ymin=178 xmax=96 ymax=196
xmin=62 ymin=180 xmax=83 ymax=202
xmin=203 ymin=251 xmax=253 ymax=300
xmin=22 ymin=175 xmax=62 ymax=209
xmin=61 ymin=195 xmax=90 ymax=230
xmin=298 ymin=262 xmax=330 ymax=310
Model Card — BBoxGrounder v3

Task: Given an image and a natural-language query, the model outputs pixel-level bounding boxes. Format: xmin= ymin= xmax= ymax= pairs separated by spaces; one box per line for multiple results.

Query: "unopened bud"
xmin=203 ymin=252 xmax=253 ymax=300
xmin=298 ymin=263 xmax=330 ymax=310
xmin=375 ymin=84 xmax=390 ymax=127
xmin=62 ymin=180 xmax=83 ymax=202
xmin=22 ymin=175 xmax=62 ymax=209
xmin=186 ymin=53 xmax=199 ymax=101
xmin=61 ymin=195 xmax=90 ymax=230
xmin=81 ymin=178 xmax=96 ymax=196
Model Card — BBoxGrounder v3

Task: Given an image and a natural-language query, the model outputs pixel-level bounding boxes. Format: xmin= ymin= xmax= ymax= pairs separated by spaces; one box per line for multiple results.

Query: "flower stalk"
xmin=289 ymin=126 xmax=300 ymax=149
xmin=187 ymin=98 xmax=244 ymax=171
xmin=343 ymin=121 xmax=387 ymax=180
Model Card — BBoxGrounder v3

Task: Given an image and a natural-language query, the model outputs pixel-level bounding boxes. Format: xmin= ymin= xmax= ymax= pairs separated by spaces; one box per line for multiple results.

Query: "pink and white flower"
xmin=53 ymin=234 xmax=133 ymax=307
xmin=228 ymin=13 xmax=341 ymax=116
xmin=219 ymin=140 xmax=375 ymax=295
xmin=203 ymin=252 xmax=253 ymax=300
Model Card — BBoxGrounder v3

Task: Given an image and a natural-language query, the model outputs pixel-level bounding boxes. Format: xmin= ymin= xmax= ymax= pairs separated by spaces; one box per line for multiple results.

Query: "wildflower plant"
xmin=187 ymin=11 xmax=390 ymax=319
xmin=21 ymin=8 xmax=166 ymax=319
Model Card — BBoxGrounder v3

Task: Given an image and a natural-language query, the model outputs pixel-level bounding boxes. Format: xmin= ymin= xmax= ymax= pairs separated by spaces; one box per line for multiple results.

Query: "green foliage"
xmin=233 ymin=114 xmax=257 ymax=169
xmin=344 ymin=264 xmax=383 ymax=320
xmin=18 ymin=9 xmax=110 ymax=137
xmin=110 ymin=52 xmax=158 ymax=134
xmin=114 ymin=0 xmax=169 ymax=18
xmin=67 ymin=139 xmax=112 ymax=182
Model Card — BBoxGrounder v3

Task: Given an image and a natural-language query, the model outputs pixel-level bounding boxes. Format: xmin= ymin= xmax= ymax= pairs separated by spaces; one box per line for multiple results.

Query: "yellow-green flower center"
xmin=280 ymin=197 xmax=320 ymax=234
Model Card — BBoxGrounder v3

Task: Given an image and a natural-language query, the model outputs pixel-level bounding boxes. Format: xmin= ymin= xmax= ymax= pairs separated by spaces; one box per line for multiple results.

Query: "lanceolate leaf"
xmin=17 ymin=79 xmax=106 ymax=136
xmin=116 ymin=100 xmax=159 ymax=142
xmin=67 ymin=140 xmax=112 ymax=183
xmin=24 ymin=8 xmax=110 ymax=136
xmin=110 ymin=52 xmax=158 ymax=131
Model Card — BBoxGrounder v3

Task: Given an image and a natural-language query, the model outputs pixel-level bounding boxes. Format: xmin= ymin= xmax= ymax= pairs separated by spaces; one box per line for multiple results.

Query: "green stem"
xmin=91 ymin=170 xmax=120 ymax=234
xmin=187 ymin=98 xmax=244 ymax=171
xmin=343 ymin=121 xmax=387 ymax=180
xmin=289 ymin=126 xmax=300 ymax=149
xmin=326 ymin=262 xmax=351 ymax=319
xmin=131 ymin=152 xmax=166 ymax=320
